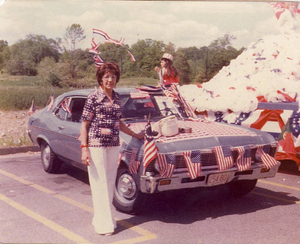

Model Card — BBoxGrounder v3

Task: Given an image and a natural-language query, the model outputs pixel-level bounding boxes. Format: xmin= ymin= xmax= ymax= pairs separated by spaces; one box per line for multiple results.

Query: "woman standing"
xmin=155 ymin=53 xmax=179 ymax=87
xmin=80 ymin=62 xmax=144 ymax=236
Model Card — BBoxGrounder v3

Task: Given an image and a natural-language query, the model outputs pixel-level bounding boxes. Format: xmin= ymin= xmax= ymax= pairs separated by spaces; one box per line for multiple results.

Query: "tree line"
xmin=0 ymin=24 xmax=244 ymax=87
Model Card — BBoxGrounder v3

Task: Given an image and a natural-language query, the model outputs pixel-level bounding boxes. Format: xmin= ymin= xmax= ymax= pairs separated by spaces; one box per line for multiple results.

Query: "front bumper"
xmin=139 ymin=162 xmax=280 ymax=194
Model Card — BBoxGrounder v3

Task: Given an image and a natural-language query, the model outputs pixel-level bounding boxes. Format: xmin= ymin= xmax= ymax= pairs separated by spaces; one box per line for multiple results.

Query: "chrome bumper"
xmin=139 ymin=162 xmax=280 ymax=194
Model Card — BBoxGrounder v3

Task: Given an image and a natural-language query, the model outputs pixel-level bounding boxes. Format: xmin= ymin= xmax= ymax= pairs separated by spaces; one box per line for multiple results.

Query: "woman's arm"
xmin=120 ymin=120 xmax=145 ymax=140
xmin=80 ymin=120 xmax=91 ymax=166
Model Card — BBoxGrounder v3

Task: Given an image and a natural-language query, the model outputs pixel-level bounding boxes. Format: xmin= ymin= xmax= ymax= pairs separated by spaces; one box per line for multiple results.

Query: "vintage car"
xmin=28 ymin=86 xmax=280 ymax=214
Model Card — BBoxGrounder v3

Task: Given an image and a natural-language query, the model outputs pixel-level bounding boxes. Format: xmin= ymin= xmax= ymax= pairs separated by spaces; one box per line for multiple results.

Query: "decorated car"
xmin=28 ymin=86 xmax=280 ymax=214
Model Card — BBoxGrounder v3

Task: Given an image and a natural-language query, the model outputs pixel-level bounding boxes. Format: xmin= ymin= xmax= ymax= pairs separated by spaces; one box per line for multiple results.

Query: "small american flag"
xmin=128 ymin=147 xmax=140 ymax=174
xmin=257 ymin=145 xmax=278 ymax=169
xmin=235 ymin=146 xmax=251 ymax=171
xmin=47 ymin=93 xmax=54 ymax=111
xmin=28 ymin=100 xmax=37 ymax=116
xmin=183 ymin=150 xmax=202 ymax=179
xmin=213 ymin=146 xmax=234 ymax=171
xmin=143 ymin=120 xmax=158 ymax=169
xmin=157 ymin=153 xmax=175 ymax=178
xmin=61 ymin=98 xmax=71 ymax=114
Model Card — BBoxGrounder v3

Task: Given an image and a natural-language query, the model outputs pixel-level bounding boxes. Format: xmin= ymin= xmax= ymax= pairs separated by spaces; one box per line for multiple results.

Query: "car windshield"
xmin=120 ymin=94 xmax=187 ymax=120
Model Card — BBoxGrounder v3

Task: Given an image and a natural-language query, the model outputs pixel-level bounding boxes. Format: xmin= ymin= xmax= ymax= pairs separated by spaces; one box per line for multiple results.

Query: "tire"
xmin=228 ymin=179 xmax=257 ymax=197
xmin=113 ymin=168 xmax=145 ymax=214
xmin=40 ymin=141 xmax=62 ymax=173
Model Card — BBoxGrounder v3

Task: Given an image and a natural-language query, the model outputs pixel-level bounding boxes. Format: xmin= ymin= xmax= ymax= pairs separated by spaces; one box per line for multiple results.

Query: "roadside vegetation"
xmin=0 ymin=23 xmax=244 ymax=148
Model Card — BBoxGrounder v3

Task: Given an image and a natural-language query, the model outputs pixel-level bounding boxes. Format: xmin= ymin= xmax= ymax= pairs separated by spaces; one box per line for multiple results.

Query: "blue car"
xmin=28 ymin=87 xmax=280 ymax=213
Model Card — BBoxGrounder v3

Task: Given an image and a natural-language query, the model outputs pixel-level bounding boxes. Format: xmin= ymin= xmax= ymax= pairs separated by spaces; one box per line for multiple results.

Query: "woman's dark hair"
xmin=162 ymin=58 xmax=179 ymax=78
xmin=96 ymin=62 xmax=120 ymax=86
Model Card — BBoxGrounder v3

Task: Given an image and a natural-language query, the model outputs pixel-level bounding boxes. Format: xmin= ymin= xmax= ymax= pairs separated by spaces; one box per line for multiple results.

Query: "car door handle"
xmin=58 ymin=126 xmax=65 ymax=130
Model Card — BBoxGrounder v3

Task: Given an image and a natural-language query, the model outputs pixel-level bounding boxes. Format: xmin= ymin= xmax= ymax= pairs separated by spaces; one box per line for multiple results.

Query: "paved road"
xmin=1 ymin=152 xmax=300 ymax=244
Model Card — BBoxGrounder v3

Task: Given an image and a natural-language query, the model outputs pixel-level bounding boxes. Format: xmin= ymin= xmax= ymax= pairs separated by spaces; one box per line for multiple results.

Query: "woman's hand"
xmin=81 ymin=148 xmax=91 ymax=166
xmin=135 ymin=131 xmax=145 ymax=140
xmin=155 ymin=66 xmax=160 ymax=73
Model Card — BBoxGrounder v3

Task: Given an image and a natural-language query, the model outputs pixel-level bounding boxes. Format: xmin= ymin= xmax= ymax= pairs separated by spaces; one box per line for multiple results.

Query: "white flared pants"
xmin=88 ymin=146 xmax=119 ymax=234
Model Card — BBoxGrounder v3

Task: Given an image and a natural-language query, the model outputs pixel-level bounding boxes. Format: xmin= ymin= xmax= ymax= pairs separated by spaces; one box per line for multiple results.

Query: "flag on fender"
xmin=157 ymin=153 xmax=175 ymax=178
xmin=143 ymin=120 xmax=158 ymax=169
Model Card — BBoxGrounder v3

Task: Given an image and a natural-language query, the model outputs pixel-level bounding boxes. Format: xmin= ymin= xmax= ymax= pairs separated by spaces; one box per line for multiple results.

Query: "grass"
xmin=0 ymin=132 xmax=33 ymax=148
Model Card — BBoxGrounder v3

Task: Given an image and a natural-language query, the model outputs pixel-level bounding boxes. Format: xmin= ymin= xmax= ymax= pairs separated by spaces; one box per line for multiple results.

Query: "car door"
xmin=52 ymin=96 xmax=86 ymax=165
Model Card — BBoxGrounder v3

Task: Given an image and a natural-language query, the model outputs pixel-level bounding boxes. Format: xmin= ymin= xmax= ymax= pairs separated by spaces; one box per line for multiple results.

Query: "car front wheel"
xmin=40 ymin=141 xmax=62 ymax=173
xmin=228 ymin=179 xmax=257 ymax=197
xmin=113 ymin=168 xmax=145 ymax=214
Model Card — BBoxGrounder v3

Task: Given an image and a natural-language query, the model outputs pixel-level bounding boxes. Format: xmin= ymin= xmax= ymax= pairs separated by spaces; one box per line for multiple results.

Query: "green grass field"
xmin=0 ymin=75 xmax=158 ymax=111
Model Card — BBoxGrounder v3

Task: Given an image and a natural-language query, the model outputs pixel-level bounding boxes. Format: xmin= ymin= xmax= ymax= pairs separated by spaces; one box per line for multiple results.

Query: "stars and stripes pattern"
xmin=213 ymin=145 xmax=234 ymax=171
xmin=47 ymin=93 xmax=54 ymax=111
xmin=256 ymin=145 xmax=278 ymax=169
xmin=157 ymin=153 xmax=175 ymax=178
xmin=269 ymin=2 xmax=300 ymax=20
xmin=90 ymin=28 xmax=136 ymax=66
xmin=182 ymin=150 xmax=202 ymax=179
xmin=93 ymin=28 xmax=125 ymax=46
xmin=119 ymin=142 xmax=141 ymax=174
xmin=28 ymin=100 xmax=37 ymax=116
xmin=235 ymin=146 xmax=251 ymax=171
xmin=61 ymin=98 xmax=71 ymax=114
xmin=143 ymin=121 xmax=158 ymax=169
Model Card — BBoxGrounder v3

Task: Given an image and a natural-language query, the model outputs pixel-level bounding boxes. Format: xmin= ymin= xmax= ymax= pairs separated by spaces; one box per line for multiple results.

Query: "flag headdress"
xmin=89 ymin=29 xmax=136 ymax=67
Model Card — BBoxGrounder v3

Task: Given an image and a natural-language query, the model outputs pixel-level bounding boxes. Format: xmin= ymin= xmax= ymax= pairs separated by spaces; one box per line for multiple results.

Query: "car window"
xmin=120 ymin=95 xmax=160 ymax=119
xmin=54 ymin=97 xmax=86 ymax=122
xmin=68 ymin=98 xmax=86 ymax=123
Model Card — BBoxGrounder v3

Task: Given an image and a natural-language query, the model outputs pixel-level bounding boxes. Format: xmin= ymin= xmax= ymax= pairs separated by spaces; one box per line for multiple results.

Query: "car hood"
xmin=128 ymin=120 xmax=276 ymax=154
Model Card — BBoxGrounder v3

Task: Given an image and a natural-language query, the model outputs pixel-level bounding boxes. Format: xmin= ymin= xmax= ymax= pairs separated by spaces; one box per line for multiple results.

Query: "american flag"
xmin=93 ymin=28 xmax=125 ymax=46
xmin=257 ymin=145 xmax=278 ymax=169
xmin=28 ymin=100 xmax=37 ymax=116
xmin=269 ymin=2 xmax=300 ymax=20
xmin=47 ymin=93 xmax=54 ymax=111
xmin=213 ymin=146 xmax=234 ymax=171
xmin=183 ymin=150 xmax=202 ymax=179
xmin=61 ymin=98 xmax=71 ymax=114
xmin=143 ymin=120 xmax=158 ymax=169
xmin=157 ymin=153 xmax=175 ymax=178
xmin=122 ymin=144 xmax=141 ymax=174
xmin=127 ymin=50 xmax=136 ymax=62
xmin=235 ymin=146 xmax=251 ymax=171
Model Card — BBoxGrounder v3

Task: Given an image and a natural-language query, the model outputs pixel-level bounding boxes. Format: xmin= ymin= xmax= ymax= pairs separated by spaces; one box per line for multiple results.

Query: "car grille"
xmin=145 ymin=147 xmax=268 ymax=172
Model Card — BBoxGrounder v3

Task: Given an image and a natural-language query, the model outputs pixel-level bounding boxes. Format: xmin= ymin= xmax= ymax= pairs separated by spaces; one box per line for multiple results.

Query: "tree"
xmin=0 ymin=40 xmax=10 ymax=71
xmin=6 ymin=35 xmax=61 ymax=75
xmin=174 ymin=48 xmax=191 ymax=84
xmin=64 ymin=24 xmax=86 ymax=51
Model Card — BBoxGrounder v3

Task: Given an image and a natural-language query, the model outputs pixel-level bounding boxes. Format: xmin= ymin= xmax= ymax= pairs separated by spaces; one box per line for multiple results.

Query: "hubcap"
xmin=117 ymin=173 xmax=137 ymax=200
xmin=42 ymin=145 xmax=51 ymax=168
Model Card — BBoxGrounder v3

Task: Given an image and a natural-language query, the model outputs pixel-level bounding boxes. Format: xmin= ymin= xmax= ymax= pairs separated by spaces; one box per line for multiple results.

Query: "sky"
xmin=0 ymin=0 xmax=289 ymax=51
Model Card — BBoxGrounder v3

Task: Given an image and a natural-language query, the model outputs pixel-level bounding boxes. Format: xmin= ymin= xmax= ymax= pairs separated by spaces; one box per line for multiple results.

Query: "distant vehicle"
xmin=28 ymin=87 xmax=280 ymax=214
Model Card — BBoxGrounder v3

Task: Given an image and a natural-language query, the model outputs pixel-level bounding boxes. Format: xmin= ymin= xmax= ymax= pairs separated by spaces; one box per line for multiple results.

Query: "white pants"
xmin=88 ymin=146 xmax=119 ymax=234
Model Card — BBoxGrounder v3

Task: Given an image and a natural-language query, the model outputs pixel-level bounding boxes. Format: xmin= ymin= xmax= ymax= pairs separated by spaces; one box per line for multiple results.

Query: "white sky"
xmin=0 ymin=0 xmax=286 ymax=50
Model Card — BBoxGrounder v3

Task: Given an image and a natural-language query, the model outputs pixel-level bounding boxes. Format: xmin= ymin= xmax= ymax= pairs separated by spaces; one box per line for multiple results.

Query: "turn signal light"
xmin=261 ymin=168 xmax=270 ymax=173
xmin=159 ymin=179 xmax=171 ymax=186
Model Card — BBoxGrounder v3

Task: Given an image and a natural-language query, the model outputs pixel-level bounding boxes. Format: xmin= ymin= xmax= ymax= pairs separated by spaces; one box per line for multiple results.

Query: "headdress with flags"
xmin=89 ymin=28 xmax=136 ymax=67
xmin=143 ymin=114 xmax=158 ymax=170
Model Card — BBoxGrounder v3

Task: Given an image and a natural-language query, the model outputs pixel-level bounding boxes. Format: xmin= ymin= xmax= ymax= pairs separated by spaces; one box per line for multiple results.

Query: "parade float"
xmin=179 ymin=2 xmax=300 ymax=169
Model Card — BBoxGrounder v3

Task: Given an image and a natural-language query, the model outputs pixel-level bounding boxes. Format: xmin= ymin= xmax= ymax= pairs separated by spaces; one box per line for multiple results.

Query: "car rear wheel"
xmin=113 ymin=168 xmax=145 ymax=214
xmin=228 ymin=179 xmax=257 ymax=197
xmin=40 ymin=141 xmax=62 ymax=173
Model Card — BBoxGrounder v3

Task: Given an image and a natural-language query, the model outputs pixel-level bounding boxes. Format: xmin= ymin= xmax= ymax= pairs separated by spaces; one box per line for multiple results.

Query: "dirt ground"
xmin=0 ymin=110 xmax=30 ymax=147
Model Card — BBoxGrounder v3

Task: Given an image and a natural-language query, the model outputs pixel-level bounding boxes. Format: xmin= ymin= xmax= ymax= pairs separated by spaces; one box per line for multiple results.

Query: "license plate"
xmin=207 ymin=172 xmax=231 ymax=186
